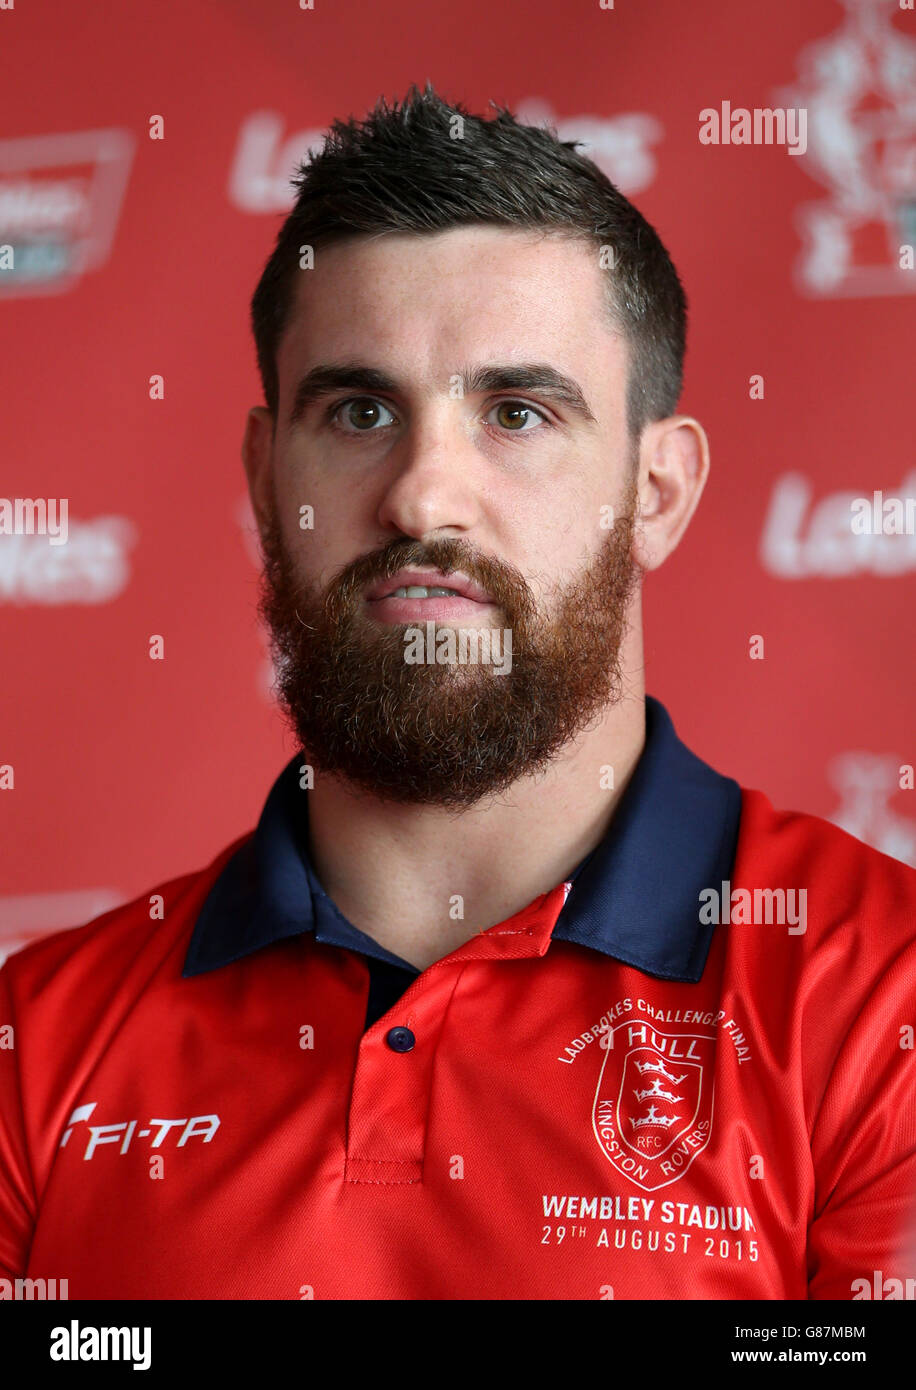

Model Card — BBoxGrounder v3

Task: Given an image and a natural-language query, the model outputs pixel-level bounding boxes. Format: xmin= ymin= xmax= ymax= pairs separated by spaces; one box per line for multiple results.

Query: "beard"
xmin=257 ymin=478 xmax=641 ymax=808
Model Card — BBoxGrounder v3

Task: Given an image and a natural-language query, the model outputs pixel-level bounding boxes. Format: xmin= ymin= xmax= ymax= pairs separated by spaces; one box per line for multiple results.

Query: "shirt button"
xmin=386 ymin=1026 xmax=416 ymax=1052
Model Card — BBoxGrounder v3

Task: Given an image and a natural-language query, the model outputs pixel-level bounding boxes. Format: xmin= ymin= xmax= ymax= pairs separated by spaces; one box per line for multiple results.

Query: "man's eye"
xmin=488 ymin=400 xmax=548 ymax=432
xmin=331 ymin=398 xmax=398 ymax=432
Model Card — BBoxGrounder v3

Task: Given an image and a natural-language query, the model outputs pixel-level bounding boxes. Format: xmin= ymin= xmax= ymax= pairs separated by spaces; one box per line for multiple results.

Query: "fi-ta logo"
xmin=59 ymin=1101 xmax=220 ymax=1159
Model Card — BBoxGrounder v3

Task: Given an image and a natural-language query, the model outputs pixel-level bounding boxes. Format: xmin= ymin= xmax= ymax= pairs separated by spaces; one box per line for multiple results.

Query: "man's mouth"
xmin=364 ymin=568 xmax=496 ymax=623
xmin=384 ymin=583 xmax=466 ymax=599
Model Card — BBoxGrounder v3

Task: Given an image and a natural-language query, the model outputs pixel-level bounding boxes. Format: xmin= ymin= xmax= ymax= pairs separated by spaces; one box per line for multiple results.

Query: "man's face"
xmin=252 ymin=226 xmax=643 ymax=807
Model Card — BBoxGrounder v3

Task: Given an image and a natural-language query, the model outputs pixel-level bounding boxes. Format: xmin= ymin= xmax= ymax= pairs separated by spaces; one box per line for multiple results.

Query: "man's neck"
xmin=303 ymin=675 xmax=647 ymax=972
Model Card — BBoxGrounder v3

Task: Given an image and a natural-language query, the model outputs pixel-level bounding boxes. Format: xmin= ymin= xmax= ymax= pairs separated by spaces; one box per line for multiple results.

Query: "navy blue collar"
xmin=183 ymin=695 xmax=741 ymax=984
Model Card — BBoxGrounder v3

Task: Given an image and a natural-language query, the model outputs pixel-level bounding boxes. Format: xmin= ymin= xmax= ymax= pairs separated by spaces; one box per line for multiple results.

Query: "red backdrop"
xmin=2 ymin=0 xmax=914 ymax=964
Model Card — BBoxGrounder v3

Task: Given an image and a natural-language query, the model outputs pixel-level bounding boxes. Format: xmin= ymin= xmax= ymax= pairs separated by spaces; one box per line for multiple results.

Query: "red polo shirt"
xmin=1 ymin=697 xmax=915 ymax=1299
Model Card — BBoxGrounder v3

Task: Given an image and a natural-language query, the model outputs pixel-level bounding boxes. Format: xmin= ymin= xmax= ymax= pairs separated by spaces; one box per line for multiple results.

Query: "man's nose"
xmin=375 ymin=407 xmax=484 ymax=540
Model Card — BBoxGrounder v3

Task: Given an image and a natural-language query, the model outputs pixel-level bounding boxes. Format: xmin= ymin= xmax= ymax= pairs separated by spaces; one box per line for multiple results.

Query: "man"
xmin=2 ymin=84 xmax=915 ymax=1301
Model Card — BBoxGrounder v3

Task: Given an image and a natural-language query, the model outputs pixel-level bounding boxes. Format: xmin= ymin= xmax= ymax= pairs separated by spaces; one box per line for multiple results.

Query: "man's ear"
xmin=632 ymin=415 xmax=710 ymax=572
xmin=241 ymin=406 xmax=276 ymax=539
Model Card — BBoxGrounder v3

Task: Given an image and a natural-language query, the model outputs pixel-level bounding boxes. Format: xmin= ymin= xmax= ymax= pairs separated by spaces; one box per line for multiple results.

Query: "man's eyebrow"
xmin=286 ymin=361 xmax=598 ymax=428
xmin=287 ymin=365 xmax=401 ymax=429
xmin=461 ymin=363 xmax=597 ymax=424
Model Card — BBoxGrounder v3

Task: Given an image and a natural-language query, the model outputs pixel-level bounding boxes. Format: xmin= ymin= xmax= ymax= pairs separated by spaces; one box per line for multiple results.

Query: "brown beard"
xmin=257 ymin=478 xmax=641 ymax=807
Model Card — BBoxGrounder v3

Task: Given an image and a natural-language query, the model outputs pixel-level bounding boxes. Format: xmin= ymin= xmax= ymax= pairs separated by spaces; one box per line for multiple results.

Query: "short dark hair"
xmin=250 ymin=82 xmax=687 ymax=441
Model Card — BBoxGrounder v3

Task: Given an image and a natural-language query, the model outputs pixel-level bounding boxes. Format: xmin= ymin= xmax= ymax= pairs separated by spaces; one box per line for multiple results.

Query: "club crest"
xmin=592 ymin=1025 xmax=716 ymax=1191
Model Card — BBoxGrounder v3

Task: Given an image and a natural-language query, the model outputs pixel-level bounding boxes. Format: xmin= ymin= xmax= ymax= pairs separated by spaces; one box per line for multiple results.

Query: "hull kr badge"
xmin=592 ymin=1024 xmax=716 ymax=1191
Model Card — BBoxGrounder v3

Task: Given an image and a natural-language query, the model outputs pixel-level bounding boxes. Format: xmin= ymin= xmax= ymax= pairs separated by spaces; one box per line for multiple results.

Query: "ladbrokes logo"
xmin=0 ymin=128 xmax=134 ymax=297
xmin=592 ymin=1024 xmax=716 ymax=1192
xmin=229 ymin=102 xmax=660 ymax=215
